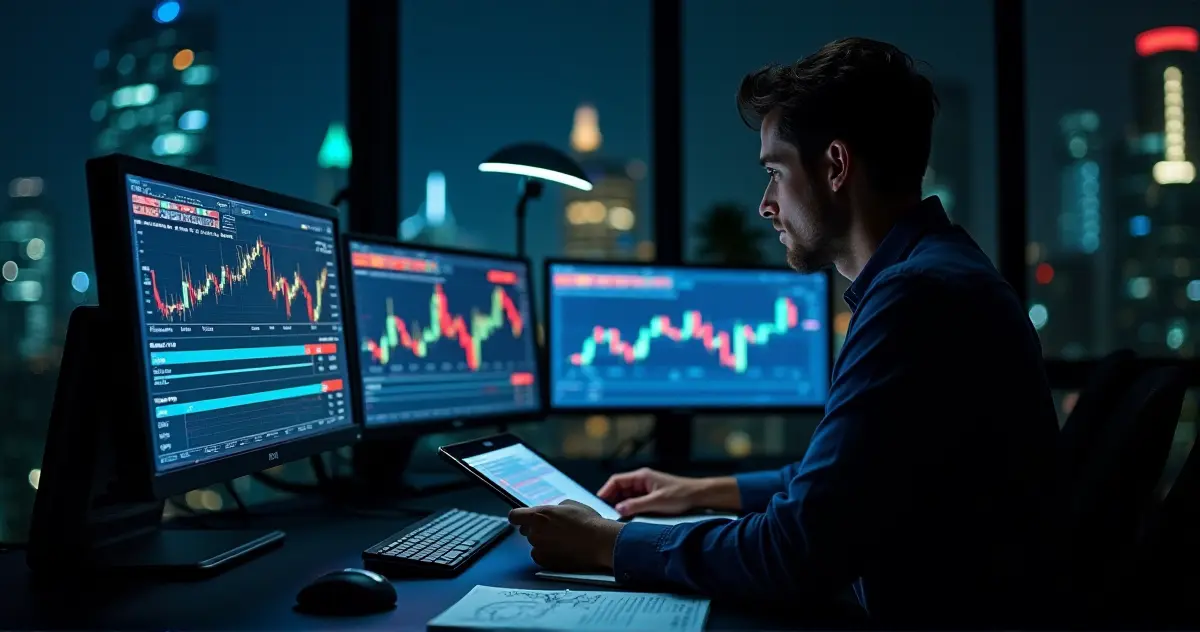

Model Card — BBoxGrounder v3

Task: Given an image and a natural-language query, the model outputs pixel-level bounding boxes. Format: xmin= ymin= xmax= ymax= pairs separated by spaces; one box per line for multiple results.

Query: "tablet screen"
xmin=461 ymin=443 xmax=620 ymax=520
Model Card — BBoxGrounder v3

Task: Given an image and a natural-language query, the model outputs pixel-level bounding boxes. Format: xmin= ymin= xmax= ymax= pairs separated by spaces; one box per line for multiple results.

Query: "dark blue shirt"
xmin=611 ymin=198 xmax=1059 ymax=627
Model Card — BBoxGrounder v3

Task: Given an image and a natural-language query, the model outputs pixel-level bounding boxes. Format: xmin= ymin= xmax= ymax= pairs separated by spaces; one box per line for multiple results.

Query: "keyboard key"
xmin=363 ymin=508 xmax=512 ymax=577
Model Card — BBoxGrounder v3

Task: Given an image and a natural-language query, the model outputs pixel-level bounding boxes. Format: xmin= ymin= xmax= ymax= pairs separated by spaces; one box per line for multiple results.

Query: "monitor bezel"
xmin=542 ymin=257 xmax=836 ymax=415
xmin=86 ymin=153 xmax=362 ymax=501
xmin=341 ymin=233 xmax=549 ymax=439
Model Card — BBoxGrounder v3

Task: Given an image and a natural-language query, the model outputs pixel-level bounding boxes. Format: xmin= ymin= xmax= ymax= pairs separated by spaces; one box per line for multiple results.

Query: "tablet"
xmin=439 ymin=433 xmax=623 ymax=520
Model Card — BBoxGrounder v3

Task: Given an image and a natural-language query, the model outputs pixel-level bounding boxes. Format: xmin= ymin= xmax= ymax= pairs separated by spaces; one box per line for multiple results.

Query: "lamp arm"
xmin=514 ymin=178 xmax=544 ymax=259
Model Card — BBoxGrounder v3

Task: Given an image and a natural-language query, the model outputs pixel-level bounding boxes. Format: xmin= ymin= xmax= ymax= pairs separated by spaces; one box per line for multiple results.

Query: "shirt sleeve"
xmin=611 ymin=272 xmax=943 ymax=601
xmin=734 ymin=465 xmax=803 ymax=513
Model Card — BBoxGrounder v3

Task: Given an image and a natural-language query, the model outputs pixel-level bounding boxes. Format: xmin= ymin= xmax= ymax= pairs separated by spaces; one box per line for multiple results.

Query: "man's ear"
xmin=826 ymin=140 xmax=850 ymax=192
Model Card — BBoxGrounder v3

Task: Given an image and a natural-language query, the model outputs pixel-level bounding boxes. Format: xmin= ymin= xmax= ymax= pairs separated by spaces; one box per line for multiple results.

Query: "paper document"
xmin=630 ymin=513 xmax=737 ymax=526
xmin=427 ymin=585 xmax=709 ymax=632
xmin=535 ymin=571 xmax=619 ymax=587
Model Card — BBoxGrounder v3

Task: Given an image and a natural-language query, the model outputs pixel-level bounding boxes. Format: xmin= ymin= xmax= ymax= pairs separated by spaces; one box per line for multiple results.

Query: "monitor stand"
xmin=26 ymin=306 xmax=284 ymax=581
xmin=351 ymin=436 xmax=471 ymax=497
xmin=652 ymin=411 xmax=694 ymax=470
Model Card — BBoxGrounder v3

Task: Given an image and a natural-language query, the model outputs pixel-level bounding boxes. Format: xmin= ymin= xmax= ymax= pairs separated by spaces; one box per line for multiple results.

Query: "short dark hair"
xmin=736 ymin=37 xmax=939 ymax=196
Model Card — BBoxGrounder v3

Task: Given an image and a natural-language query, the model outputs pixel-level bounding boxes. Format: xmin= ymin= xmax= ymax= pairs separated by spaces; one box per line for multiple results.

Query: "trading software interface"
xmin=463 ymin=443 xmax=620 ymax=520
xmin=548 ymin=263 xmax=830 ymax=409
xmin=348 ymin=242 xmax=540 ymax=426
xmin=125 ymin=175 xmax=353 ymax=473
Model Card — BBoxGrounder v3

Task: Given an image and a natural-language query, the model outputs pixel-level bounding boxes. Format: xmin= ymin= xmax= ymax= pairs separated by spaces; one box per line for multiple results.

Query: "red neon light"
xmin=1136 ymin=26 xmax=1199 ymax=57
xmin=1035 ymin=263 xmax=1055 ymax=285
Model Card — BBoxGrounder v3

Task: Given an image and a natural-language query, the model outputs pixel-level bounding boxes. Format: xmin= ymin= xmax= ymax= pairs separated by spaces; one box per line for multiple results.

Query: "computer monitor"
xmin=545 ymin=260 xmax=832 ymax=412
xmin=344 ymin=237 xmax=543 ymax=433
xmin=86 ymin=155 xmax=359 ymax=499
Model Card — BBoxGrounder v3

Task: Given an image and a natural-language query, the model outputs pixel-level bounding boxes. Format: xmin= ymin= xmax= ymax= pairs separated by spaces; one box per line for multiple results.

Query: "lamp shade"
xmin=479 ymin=143 xmax=593 ymax=191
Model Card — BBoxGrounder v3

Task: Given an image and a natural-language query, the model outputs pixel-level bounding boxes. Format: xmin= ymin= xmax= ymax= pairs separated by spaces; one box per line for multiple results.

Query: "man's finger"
xmin=530 ymin=547 xmax=551 ymax=569
xmin=509 ymin=507 xmax=539 ymax=525
xmin=559 ymin=499 xmax=584 ymax=507
xmin=519 ymin=525 xmax=531 ymax=537
xmin=596 ymin=471 xmax=638 ymax=499
xmin=615 ymin=490 xmax=662 ymax=517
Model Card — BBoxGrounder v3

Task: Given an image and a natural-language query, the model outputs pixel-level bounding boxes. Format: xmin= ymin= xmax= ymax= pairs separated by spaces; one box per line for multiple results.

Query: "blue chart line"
xmin=162 ymin=362 xmax=313 ymax=381
xmin=155 ymin=380 xmax=343 ymax=418
xmin=150 ymin=344 xmax=328 ymax=365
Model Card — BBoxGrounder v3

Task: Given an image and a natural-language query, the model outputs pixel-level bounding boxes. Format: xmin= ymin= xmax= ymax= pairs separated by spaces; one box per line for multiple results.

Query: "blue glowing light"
xmin=71 ymin=271 xmax=90 ymax=293
xmin=178 ymin=110 xmax=208 ymax=131
xmin=154 ymin=1 xmax=181 ymax=24
xmin=1129 ymin=214 xmax=1151 ymax=237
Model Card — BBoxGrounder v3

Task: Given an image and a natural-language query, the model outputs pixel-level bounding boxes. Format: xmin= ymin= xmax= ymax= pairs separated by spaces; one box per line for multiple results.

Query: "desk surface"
xmin=0 ymin=462 xmax=837 ymax=631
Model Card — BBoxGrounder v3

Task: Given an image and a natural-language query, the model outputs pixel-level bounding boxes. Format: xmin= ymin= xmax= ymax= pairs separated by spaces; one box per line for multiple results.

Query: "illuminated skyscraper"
xmin=92 ymin=1 xmax=217 ymax=171
xmin=561 ymin=104 xmax=644 ymax=260
xmin=0 ymin=177 xmax=59 ymax=542
xmin=1111 ymin=26 xmax=1200 ymax=355
xmin=401 ymin=171 xmax=460 ymax=247
xmin=0 ymin=177 xmax=55 ymax=365
xmin=1057 ymin=110 xmax=1104 ymax=255
xmin=315 ymin=121 xmax=351 ymax=225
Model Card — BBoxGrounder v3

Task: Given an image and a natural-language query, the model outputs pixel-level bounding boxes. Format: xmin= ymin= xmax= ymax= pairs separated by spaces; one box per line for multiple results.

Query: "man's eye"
xmin=766 ymin=168 xmax=779 ymax=180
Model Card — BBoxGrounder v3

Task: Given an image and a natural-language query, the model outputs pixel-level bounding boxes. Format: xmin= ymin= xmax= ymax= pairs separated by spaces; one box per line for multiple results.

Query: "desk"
xmin=0 ymin=461 xmax=847 ymax=631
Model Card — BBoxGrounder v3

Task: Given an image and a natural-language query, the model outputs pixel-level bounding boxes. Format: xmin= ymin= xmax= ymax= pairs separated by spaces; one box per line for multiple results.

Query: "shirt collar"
xmin=843 ymin=196 xmax=951 ymax=312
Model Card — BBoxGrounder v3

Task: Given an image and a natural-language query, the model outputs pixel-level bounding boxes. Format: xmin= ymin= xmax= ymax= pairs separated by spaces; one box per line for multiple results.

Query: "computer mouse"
xmin=295 ymin=568 xmax=397 ymax=615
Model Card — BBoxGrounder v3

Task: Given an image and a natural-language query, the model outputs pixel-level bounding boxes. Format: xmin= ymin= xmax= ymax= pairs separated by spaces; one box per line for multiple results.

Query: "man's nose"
xmin=759 ymin=196 xmax=777 ymax=218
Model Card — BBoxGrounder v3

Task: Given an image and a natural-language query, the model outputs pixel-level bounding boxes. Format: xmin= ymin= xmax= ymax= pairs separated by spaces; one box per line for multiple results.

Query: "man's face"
xmin=757 ymin=109 xmax=847 ymax=272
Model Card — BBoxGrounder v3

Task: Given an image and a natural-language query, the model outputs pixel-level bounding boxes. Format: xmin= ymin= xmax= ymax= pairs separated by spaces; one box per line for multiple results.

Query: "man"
xmin=509 ymin=37 xmax=1059 ymax=627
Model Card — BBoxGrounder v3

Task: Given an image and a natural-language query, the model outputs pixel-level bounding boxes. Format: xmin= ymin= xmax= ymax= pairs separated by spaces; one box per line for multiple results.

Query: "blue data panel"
xmin=347 ymin=242 xmax=541 ymax=427
xmin=126 ymin=175 xmax=354 ymax=473
xmin=547 ymin=263 xmax=830 ymax=409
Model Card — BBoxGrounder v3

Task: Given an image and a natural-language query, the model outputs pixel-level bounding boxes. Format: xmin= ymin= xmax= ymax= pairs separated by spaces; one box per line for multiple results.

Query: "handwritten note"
xmin=427 ymin=585 xmax=709 ymax=631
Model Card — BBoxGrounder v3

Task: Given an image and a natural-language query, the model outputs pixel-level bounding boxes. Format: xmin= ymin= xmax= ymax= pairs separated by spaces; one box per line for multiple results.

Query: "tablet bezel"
xmin=438 ymin=433 xmax=617 ymax=516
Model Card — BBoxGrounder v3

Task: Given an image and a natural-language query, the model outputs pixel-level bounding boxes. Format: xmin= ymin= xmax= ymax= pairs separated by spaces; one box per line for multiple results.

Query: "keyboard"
xmin=362 ymin=508 xmax=512 ymax=577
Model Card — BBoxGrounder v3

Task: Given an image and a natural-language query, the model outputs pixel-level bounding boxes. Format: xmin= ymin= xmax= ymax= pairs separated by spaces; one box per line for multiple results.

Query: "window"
xmin=0 ymin=0 xmax=347 ymax=542
xmin=400 ymin=0 xmax=654 ymax=464
xmin=683 ymin=0 xmax=998 ymax=457
xmin=1026 ymin=3 xmax=1198 ymax=360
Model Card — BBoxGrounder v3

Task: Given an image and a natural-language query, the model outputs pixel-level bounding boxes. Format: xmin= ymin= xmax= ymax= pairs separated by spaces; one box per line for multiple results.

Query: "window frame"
xmin=351 ymin=1 xmax=1148 ymax=463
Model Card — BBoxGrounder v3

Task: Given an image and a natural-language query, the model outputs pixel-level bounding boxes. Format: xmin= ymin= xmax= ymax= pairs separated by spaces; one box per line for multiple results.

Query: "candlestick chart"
xmin=568 ymin=296 xmax=800 ymax=374
xmin=146 ymin=236 xmax=331 ymax=323
xmin=349 ymin=244 xmax=541 ymax=426
xmin=548 ymin=264 xmax=832 ymax=409
xmin=362 ymin=284 xmax=524 ymax=371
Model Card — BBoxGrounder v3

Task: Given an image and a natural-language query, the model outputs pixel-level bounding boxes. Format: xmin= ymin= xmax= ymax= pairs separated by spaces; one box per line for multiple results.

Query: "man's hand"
xmin=597 ymin=468 xmax=742 ymax=517
xmin=508 ymin=500 xmax=625 ymax=572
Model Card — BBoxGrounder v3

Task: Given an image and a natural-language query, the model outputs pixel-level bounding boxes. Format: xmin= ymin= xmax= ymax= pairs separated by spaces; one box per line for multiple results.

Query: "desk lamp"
xmin=479 ymin=143 xmax=592 ymax=258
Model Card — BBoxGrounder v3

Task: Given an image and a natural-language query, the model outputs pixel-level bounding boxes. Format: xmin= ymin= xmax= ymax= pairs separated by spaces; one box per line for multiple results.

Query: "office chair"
xmin=1059 ymin=366 xmax=1186 ymax=624
xmin=1056 ymin=349 xmax=1139 ymax=479
xmin=1126 ymin=432 xmax=1200 ymax=626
